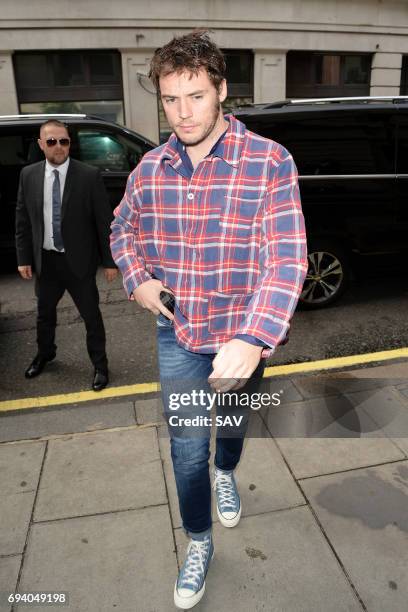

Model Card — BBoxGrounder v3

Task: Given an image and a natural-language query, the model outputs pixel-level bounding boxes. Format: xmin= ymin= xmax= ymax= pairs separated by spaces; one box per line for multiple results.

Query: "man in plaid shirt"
xmin=110 ymin=31 xmax=307 ymax=609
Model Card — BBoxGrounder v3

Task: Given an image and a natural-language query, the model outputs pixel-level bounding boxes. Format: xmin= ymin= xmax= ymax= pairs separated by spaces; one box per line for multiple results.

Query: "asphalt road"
xmin=1 ymin=268 xmax=408 ymax=402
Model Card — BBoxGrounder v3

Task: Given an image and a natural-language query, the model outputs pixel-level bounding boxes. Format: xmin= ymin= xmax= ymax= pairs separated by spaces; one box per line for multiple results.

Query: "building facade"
xmin=1 ymin=0 xmax=408 ymax=143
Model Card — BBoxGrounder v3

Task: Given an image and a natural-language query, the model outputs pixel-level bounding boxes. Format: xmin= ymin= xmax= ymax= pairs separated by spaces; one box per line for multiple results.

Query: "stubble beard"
xmin=47 ymin=151 xmax=69 ymax=166
xmin=175 ymin=100 xmax=223 ymax=147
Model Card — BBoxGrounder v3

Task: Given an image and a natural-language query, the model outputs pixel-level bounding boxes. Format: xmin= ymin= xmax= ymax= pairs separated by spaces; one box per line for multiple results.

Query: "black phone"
xmin=160 ymin=291 xmax=175 ymax=315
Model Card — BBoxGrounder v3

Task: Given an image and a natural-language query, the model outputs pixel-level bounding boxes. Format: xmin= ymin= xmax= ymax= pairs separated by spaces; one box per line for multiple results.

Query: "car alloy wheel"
xmin=300 ymin=246 xmax=348 ymax=308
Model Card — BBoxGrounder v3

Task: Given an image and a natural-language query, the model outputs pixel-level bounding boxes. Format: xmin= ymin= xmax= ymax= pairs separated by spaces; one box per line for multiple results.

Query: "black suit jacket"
xmin=15 ymin=158 xmax=116 ymax=279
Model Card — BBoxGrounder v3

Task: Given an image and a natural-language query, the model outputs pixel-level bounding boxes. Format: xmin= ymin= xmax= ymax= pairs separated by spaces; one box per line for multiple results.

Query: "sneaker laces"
xmin=179 ymin=538 xmax=211 ymax=590
xmin=213 ymin=472 xmax=237 ymax=510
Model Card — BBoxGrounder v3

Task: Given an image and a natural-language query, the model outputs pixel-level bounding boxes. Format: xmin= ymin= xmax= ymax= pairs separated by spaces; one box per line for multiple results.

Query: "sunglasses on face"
xmin=45 ymin=138 xmax=70 ymax=147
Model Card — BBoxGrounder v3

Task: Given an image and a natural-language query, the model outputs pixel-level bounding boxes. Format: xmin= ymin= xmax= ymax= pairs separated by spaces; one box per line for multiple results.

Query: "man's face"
xmin=38 ymin=124 xmax=71 ymax=166
xmin=159 ymin=68 xmax=227 ymax=147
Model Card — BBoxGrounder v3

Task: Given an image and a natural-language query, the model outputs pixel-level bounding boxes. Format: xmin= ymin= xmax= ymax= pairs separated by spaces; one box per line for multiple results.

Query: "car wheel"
xmin=300 ymin=241 xmax=350 ymax=309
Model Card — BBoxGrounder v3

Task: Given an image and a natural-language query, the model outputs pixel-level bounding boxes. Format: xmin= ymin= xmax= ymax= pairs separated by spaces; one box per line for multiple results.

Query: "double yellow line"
xmin=1 ymin=347 xmax=407 ymax=414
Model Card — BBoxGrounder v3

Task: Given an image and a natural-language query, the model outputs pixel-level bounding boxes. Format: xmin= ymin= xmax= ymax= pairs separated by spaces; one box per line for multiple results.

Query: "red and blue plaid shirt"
xmin=110 ymin=115 xmax=308 ymax=357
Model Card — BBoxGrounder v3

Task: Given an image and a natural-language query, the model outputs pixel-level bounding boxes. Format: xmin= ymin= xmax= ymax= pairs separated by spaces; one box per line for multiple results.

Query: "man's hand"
xmin=208 ymin=338 xmax=263 ymax=392
xmin=104 ymin=268 xmax=118 ymax=283
xmin=132 ymin=279 xmax=174 ymax=320
xmin=18 ymin=265 xmax=32 ymax=280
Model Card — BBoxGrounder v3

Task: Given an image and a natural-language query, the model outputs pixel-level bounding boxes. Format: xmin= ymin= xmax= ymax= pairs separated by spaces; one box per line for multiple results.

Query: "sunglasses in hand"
xmin=45 ymin=138 xmax=70 ymax=147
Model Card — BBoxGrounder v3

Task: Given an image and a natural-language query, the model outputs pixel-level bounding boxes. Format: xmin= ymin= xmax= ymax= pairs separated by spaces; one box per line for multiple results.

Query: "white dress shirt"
xmin=43 ymin=157 xmax=70 ymax=251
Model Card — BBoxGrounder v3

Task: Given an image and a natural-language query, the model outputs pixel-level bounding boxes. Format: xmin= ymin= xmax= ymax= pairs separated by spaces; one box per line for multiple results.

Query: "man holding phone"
xmin=110 ymin=31 xmax=307 ymax=609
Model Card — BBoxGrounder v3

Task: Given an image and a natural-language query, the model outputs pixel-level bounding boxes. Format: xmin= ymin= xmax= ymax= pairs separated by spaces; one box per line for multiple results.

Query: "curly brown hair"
xmin=149 ymin=30 xmax=226 ymax=92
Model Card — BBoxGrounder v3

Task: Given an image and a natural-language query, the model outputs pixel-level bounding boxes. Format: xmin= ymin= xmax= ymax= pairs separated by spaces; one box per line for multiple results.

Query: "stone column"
xmin=370 ymin=52 xmax=402 ymax=97
xmin=254 ymin=51 xmax=287 ymax=104
xmin=120 ymin=49 xmax=159 ymax=143
xmin=0 ymin=52 xmax=19 ymax=115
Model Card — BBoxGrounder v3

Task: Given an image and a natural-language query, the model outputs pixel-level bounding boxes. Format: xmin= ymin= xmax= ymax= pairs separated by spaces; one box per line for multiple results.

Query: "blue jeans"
xmin=157 ymin=314 xmax=265 ymax=536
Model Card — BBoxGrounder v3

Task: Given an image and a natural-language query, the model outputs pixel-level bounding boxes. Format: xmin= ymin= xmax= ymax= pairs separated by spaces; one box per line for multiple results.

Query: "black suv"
xmin=234 ymin=96 xmax=408 ymax=308
xmin=0 ymin=113 xmax=156 ymax=268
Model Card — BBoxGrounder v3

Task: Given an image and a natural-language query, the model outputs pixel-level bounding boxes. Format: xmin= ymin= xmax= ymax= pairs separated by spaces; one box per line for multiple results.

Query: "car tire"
xmin=299 ymin=240 xmax=350 ymax=309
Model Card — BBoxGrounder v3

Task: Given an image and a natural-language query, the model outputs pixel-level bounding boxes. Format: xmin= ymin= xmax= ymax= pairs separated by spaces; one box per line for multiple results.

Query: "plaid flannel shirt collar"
xmin=160 ymin=114 xmax=244 ymax=170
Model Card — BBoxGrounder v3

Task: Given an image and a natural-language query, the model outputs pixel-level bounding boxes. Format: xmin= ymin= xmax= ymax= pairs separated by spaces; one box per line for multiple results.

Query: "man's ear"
xmin=37 ymin=138 xmax=44 ymax=153
xmin=218 ymin=79 xmax=228 ymax=103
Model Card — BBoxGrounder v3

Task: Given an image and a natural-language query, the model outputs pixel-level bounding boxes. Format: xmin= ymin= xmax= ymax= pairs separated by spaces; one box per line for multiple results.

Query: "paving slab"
xmin=300 ymin=461 xmax=408 ymax=612
xmin=17 ymin=506 xmax=176 ymax=612
xmin=0 ymin=442 xmax=45 ymax=555
xmin=0 ymin=401 xmax=136 ymax=443
xmin=0 ymin=441 xmax=45 ymax=496
xmin=34 ymin=428 xmax=166 ymax=521
xmin=261 ymin=377 xmax=303 ymax=403
xmin=293 ymin=373 xmax=386 ymax=400
xmin=260 ymin=394 xmax=394 ymax=439
xmin=236 ymin=436 xmax=306 ymax=512
xmin=174 ymin=507 xmax=361 ymax=611
xmin=0 ymin=556 xmax=21 ymax=611
xmin=389 ymin=439 xmax=408 ymax=456
xmin=159 ymin=423 xmax=306 ymax=530
xmin=396 ymin=382 xmax=408 ymax=398
xmin=275 ymin=436 xmax=404 ymax=479
xmin=347 ymin=386 xmax=408 ymax=456
xmin=346 ymin=362 xmax=408 ymax=378
xmin=134 ymin=397 xmax=165 ymax=425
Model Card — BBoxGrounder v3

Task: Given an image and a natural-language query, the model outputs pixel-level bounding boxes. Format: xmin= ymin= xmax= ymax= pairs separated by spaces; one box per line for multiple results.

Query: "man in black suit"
xmin=15 ymin=119 xmax=117 ymax=391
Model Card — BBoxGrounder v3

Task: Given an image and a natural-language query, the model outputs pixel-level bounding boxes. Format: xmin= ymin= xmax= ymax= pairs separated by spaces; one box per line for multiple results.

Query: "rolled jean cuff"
xmin=185 ymin=526 xmax=212 ymax=541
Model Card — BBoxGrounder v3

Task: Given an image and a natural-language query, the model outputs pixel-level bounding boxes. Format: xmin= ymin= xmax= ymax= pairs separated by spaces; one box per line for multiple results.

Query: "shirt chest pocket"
xmin=219 ymin=193 xmax=263 ymax=237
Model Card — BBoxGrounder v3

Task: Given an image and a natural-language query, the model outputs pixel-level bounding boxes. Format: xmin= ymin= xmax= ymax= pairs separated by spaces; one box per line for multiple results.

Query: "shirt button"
xmin=187 ymin=193 xmax=194 ymax=200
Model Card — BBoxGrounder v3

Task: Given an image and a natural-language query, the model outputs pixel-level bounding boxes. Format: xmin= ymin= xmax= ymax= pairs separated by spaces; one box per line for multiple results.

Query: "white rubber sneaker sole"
xmin=174 ymin=552 xmax=214 ymax=610
xmin=174 ymin=581 xmax=206 ymax=610
xmin=216 ymin=503 xmax=242 ymax=528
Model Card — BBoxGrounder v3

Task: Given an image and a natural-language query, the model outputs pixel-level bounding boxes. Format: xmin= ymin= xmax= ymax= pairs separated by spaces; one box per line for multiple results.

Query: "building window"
xmin=287 ymin=52 xmax=372 ymax=99
xmin=157 ymin=50 xmax=254 ymax=142
xmin=401 ymin=56 xmax=408 ymax=95
xmin=13 ymin=50 xmax=124 ymax=124
xmin=223 ymin=50 xmax=253 ymax=97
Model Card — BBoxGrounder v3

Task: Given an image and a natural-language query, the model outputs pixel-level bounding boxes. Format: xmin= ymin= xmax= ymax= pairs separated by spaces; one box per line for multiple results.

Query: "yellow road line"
xmin=1 ymin=347 xmax=407 ymax=413
xmin=0 ymin=382 xmax=159 ymax=413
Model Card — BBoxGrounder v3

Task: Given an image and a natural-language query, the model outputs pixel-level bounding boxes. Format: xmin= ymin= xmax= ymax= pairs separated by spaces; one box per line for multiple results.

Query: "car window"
xmin=396 ymin=113 xmax=408 ymax=173
xmin=0 ymin=127 xmax=44 ymax=254
xmin=76 ymin=128 xmax=147 ymax=172
xmin=0 ymin=129 xmax=43 ymax=166
xmin=241 ymin=110 xmax=395 ymax=176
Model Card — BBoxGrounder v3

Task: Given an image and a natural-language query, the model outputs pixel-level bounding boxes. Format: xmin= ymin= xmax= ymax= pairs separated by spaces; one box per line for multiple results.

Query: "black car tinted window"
xmin=76 ymin=127 xmax=148 ymax=172
xmin=396 ymin=112 xmax=408 ymax=173
xmin=0 ymin=128 xmax=43 ymax=166
xmin=242 ymin=110 xmax=395 ymax=175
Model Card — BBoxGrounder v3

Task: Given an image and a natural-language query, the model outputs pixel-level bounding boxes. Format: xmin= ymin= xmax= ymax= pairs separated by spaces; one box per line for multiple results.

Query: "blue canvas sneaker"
xmin=174 ymin=533 xmax=214 ymax=609
xmin=213 ymin=467 xmax=242 ymax=527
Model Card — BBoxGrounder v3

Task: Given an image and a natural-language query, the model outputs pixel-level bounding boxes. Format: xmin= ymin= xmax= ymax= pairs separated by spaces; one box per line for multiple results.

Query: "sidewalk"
xmin=0 ymin=360 xmax=407 ymax=611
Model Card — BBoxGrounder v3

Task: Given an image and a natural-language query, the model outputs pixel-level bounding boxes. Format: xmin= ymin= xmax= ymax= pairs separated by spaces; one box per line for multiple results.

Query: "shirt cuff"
xmin=125 ymin=270 xmax=153 ymax=299
xmin=234 ymin=334 xmax=274 ymax=359
xmin=234 ymin=334 xmax=268 ymax=347
xmin=234 ymin=334 xmax=275 ymax=359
